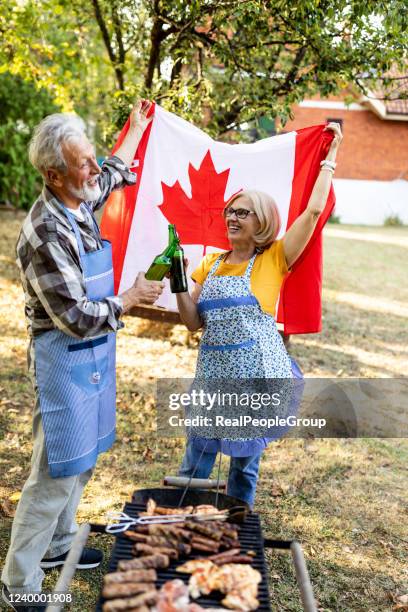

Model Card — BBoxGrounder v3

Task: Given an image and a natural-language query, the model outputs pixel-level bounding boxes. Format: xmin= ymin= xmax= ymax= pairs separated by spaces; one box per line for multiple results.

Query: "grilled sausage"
xmin=184 ymin=521 xmax=223 ymax=541
xmin=102 ymin=582 xmax=155 ymax=599
xmin=208 ymin=548 xmax=241 ymax=562
xmin=102 ymin=589 xmax=157 ymax=611
xmin=133 ymin=543 xmax=178 ymax=560
xmin=118 ymin=554 xmax=169 ymax=571
xmin=214 ymin=555 xmax=254 ymax=565
xmin=104 ymin=570 xmax=157 ymax=585
xmin=191 ymin=536 xmax=219 ymax=552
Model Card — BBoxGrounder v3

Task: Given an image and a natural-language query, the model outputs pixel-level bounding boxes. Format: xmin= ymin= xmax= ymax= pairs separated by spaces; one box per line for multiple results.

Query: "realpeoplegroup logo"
xmin=167 ymin=413 xmax=327 ymax=430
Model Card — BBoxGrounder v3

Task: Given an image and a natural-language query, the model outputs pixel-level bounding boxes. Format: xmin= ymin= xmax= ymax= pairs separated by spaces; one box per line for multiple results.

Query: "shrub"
xmin=384 ymin=214 xmax=404 ymax=227
xmin=328 ymin=212 xmax=341 ymax=224
xmin=0 ymin=73 xmax=60 ymax=209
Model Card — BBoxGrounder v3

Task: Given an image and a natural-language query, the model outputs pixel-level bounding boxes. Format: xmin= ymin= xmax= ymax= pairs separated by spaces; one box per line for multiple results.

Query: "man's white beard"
xmin=69 ymin=180 xmax=102 ymax=202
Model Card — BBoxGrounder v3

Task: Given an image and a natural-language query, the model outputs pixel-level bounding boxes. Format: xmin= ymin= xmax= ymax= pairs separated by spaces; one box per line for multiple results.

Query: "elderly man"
xmin=2 ymin=100 xmax=163 ymax=610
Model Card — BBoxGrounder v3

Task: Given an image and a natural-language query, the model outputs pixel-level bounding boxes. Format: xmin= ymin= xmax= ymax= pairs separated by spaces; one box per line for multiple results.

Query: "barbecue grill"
xmin=45 ymin=484 xmax=317 ymax=612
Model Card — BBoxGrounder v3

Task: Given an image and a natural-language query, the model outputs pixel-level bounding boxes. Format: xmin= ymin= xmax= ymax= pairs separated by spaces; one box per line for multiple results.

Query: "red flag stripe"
xmin=277 ymin=125 xmax=335 ymax=333
xmin=100 ymin=106 xmax=155 ymax=294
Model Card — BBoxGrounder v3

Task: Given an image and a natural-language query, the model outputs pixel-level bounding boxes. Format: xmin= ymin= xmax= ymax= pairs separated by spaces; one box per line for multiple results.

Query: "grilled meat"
xmin=208 ymin=549 xmax=241 ymax=562
xmin=102 ymin=589 xmax=158 ymax=612
xmin=184 ymin=521 xmax=223 ymax=541
xmin=214 ymin=556 xmax=254 ymax=566
xmin=177 ymin=559 xmax=214 ymax=574
xmin=178 ymin=560 xmax=261 ymax=612
xmin=156 ymin=579 xmax=190 ymax=612
xmin=154 ymin=505 xmax=193 ymax=516
xmin=118 ymin=554 xmax=169 ymax=571
xmin=133 ymin=543 xmax=179 ymax=560
xmin=104 ymin=570 xmax=157 ymax=585
xmin=102 ymin=583 xmax=155 ymax=600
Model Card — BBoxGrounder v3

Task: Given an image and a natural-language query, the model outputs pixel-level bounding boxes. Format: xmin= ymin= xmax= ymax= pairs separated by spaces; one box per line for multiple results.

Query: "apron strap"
xmin=63 ymin=208 xmax=87 ymax=260
xmin=243 ymin=252 xmax=257 ymax=281
xmin=207 ymin=251 xmax=258 ymax=283
xmin=83 ymin=202 xmax=103 ymax=242
xmin=63 ymin=204 xmax=103 ymax=260
xmin=207 ymin=254 xmax=226 ymax=278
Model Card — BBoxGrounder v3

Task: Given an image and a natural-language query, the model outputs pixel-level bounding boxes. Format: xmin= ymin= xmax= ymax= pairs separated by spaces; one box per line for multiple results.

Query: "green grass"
xmin=0 ymin=214 xmax=407 ymax=611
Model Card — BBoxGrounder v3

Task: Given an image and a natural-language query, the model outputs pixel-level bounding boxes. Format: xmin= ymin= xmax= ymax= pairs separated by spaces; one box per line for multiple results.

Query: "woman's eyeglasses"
xmin=224 ymin=207 xmax=257 ymax=220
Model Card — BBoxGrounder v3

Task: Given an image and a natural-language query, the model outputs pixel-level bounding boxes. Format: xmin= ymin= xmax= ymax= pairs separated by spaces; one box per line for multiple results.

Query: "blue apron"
xmin=191 ymin=252 xmax=302 ymax=457
xmin=34 ymin=206 xmax=116 ymax=478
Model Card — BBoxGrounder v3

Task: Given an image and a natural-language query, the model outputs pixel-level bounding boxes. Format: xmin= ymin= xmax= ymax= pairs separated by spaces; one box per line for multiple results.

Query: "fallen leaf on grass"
xmin=7 ymin=466 xmax=23 ymax=474
xmin=270 ymin=483 xmax=284 ymax=497
xmin=0 ymin=500 xmax=15 ymax=517
xmin=389 ymin=593 xmax=408 ymax=611
xmin=9 ymin=492 xmax=21 ymax=503
xmin=142 ymin=448 xmax=154 ymax=462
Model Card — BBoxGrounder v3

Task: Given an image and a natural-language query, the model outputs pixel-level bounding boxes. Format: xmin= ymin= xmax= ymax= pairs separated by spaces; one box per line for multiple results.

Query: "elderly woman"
xmin=174 ymin=123 xmax=342 ymax=506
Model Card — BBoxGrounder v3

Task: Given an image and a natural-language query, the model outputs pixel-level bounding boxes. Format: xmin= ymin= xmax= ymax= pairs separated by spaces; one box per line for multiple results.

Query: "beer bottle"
xmin=145 ymin=225 xmax=178 ymax=280
xmin=170 ymin=234 xmax=188 ymax=293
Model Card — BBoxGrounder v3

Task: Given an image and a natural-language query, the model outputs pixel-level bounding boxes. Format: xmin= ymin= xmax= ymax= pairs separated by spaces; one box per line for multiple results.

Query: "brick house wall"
xmin=281 ymin=102 xmax=408 ymax=182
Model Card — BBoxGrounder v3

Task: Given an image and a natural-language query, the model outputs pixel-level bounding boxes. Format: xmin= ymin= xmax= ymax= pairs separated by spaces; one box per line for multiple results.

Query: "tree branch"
xmin=275 ymin=46 xmax=307 ymax=95
xmin=92 ymin=0 xmax=116 ymax=64
xmin=145 ymin=1 xmax=163 ymax=89
xmin=91 ymin=0 xmax=125 ymax=90
xmin=112 ymin=2 xmax=125 ymax=67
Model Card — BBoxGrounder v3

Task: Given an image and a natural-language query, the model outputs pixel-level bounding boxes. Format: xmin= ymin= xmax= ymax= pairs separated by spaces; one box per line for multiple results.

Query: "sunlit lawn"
xmin=0 ymin=213 xmax=407 ymax=611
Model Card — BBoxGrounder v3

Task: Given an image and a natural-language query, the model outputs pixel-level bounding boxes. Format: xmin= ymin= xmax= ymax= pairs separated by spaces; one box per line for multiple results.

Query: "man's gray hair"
xmin=28 ymin=113 xmax=87 ymax=176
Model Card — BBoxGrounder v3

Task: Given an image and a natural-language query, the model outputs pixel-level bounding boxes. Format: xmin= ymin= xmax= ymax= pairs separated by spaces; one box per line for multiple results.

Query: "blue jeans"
xmin=179 ymin=440 xmax=262 ymax=507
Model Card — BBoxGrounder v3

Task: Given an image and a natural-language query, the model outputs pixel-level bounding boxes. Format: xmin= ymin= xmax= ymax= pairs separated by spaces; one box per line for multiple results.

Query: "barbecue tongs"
xmin=105 ymin=506 xmax=247 ymax=533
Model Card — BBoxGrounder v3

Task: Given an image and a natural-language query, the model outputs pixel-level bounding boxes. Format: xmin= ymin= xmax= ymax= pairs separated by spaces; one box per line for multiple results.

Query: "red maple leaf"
xmin=159 ymin=150 xmax=240 ymax=254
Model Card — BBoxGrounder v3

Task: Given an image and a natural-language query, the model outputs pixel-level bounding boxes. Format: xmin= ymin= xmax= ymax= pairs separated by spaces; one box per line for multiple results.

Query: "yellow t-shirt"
xmin=191 ymin=240 xmax=289 ymax=316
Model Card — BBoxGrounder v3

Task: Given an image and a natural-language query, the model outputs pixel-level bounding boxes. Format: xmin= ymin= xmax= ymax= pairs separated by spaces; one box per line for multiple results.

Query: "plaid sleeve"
xmin=25 ymin=238 xmax=124 ymax=339
xmin=92 ymin=155 xmax=137 ymax=212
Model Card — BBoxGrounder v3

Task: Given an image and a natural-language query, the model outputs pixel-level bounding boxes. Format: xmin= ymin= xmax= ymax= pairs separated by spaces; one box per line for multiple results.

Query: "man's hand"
xmin=129 ymin=99 xmax=153 ymax=134
xmin=120 ymin=272 xmax=164 ymax=313
xmin=133 ymin=272 xmax=164 ymax=304
xmin=114 ymin=99 xmax=154 ymax=167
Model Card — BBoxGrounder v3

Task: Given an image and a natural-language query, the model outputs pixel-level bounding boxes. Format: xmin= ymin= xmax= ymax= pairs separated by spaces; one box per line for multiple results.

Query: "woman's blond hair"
xmin=224 ymin=190 xmax=281 ymax=248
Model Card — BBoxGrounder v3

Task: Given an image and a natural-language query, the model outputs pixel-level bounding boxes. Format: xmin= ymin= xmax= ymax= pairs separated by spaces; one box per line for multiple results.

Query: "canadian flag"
xmin=101 ymin=104 xmax=335 ymax=334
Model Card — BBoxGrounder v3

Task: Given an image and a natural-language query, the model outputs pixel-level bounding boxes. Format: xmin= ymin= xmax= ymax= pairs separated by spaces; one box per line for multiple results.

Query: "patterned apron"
xmin=192 ymin=252 xmax=301 ymax=457
xmin=34 ymin=206 xmax=116 ymax=478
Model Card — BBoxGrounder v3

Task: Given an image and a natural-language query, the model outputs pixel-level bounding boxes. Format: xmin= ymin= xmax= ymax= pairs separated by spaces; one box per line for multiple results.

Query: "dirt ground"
xmin=0 ymin=213 xmax=407 ymax=611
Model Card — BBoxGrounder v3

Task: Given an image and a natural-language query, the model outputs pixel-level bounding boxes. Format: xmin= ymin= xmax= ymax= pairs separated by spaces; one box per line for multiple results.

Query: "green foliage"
xmin=0 ymin=0 xmax=407 ymax=206
xmin=0 ymin=73 xmax=60 ymax=209
xmin=328 ymin=212 xmax=341 ymax=224
xmin=383 ymin=214 xmax=404 ymax=227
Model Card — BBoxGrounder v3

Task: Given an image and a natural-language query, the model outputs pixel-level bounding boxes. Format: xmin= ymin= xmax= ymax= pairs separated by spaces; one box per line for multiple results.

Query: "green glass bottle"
xmin=170 ymin=235 xmax=188 ymax=293
xmin=145 ymin=225 xmax=178 ymax=280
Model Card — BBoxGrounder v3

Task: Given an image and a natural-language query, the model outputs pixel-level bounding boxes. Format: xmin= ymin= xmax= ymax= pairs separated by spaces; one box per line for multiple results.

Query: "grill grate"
xmin=97 ymin=499 xmax=272 ymax=611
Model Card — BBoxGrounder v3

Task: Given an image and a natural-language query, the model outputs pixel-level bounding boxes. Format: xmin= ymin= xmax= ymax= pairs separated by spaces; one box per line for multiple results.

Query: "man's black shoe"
xmin=40 ymin=546 xmax=103 ymax=569
xmin=2 ymin=586 xmax=47 ymax=611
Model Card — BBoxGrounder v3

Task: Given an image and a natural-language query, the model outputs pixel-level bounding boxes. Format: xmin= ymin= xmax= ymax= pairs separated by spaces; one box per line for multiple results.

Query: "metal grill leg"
xmin=177 ymin=439 xmax=209 ymax=507
xmin=290 ymin=541 xmax=317 ymax=612
xmin=46 ymin=523 xmax=91 ymax=612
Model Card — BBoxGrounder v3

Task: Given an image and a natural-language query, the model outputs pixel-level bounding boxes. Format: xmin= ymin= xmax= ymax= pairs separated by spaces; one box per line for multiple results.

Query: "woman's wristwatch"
xmin=320 ymin=160 xmax=336 ymax=174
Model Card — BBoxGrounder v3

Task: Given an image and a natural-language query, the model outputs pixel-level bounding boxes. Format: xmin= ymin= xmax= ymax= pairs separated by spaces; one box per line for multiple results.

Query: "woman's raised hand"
xmin=324 ymin=121 xmax=343 ymax=150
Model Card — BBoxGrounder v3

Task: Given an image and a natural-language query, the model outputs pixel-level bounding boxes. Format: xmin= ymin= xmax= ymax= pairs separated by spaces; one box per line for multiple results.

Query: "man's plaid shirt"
xmin=17 ymin=156 xmax=136 ymax=354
